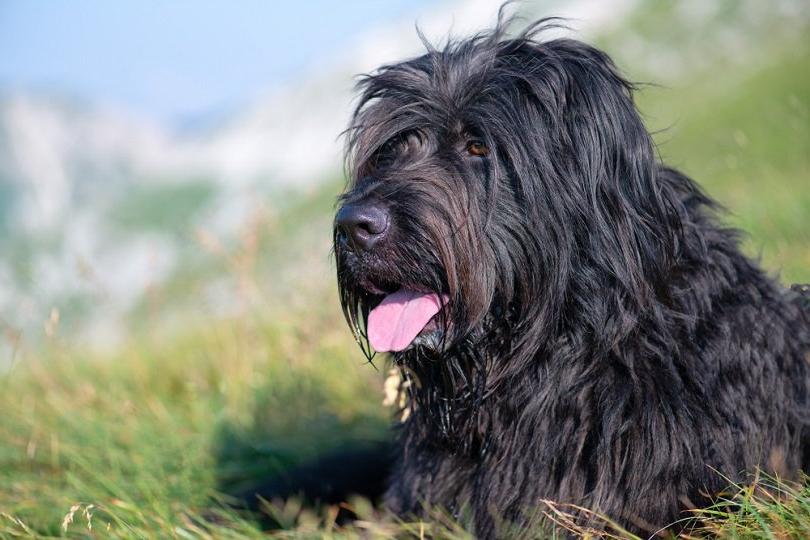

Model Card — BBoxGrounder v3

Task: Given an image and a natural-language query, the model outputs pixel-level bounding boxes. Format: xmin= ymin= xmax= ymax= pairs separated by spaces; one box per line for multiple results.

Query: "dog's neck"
xmin=394 ymin=317 xmax=518 ymax=455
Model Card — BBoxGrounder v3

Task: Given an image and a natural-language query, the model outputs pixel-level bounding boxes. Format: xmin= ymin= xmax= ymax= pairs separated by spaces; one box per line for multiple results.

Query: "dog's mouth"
xmin=367 ymin=288 xmax=449 ymax=353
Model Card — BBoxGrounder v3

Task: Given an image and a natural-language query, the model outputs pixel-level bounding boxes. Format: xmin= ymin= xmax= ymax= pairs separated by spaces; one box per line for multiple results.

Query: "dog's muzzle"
xmin=335 ymin=202 xmax=390 ymax=252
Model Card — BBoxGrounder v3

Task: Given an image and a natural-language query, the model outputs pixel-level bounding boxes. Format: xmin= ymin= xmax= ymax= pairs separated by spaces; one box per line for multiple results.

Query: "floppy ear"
xmin=536 ymin=38 xmax=682 ymax=307
xmin=480 ymin=33 xmax=686 ymax=357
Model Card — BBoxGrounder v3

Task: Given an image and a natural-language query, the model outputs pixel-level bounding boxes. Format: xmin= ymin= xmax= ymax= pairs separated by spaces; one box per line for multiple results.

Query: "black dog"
xmin=330 ymin=15 xmax=810 ymax=538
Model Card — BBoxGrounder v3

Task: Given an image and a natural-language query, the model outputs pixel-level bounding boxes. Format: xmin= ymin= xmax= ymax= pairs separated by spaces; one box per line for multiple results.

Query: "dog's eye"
xmin=466 ymin=141 xmax=489 ymax=157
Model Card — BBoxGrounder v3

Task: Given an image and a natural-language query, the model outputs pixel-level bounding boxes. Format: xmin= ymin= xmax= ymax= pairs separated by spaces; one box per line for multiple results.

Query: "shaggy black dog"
xmin=331 ymin=16 xmax=810 ymax=539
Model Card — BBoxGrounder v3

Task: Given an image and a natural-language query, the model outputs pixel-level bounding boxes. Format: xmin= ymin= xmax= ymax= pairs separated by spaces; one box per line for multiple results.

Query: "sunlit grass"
xmin=0 ymin=300 xmax=388 ymax=538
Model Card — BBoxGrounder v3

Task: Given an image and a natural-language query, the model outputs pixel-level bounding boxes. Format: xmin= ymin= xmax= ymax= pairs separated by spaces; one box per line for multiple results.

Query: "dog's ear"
xmin=517 ymin=38 xmax=681 ymax=308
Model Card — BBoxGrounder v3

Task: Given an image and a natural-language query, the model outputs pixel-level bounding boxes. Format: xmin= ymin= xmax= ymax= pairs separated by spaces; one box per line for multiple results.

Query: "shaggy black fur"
xmin=332 ymin=14 xmax=810 ymax=539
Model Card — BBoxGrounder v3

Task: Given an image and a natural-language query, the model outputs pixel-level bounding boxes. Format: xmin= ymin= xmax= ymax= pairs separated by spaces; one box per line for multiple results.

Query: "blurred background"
xmin=0 ymin=0 xmax=808 ymax=536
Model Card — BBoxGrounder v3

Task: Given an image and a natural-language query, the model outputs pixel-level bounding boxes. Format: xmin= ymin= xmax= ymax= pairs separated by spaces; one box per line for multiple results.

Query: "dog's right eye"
xmin=466 ymin=140 xmax=490 ymax=157
xmin=373 ymin=140 xmax=398 ymax=168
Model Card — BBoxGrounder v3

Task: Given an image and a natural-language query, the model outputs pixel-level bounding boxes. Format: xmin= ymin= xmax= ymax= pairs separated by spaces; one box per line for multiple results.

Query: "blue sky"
xmin=0 ymin=0 xmax=435 ymax=123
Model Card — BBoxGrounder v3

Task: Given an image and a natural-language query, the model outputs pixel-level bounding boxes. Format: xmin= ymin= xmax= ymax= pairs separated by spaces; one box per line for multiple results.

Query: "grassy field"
xmin=1 ymin=6 xmax=809 ymax=539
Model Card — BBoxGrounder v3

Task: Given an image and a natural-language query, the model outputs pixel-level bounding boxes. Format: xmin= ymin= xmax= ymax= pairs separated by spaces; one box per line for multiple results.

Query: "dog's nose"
xmin=336 ymin=203 xmax=390 ymax=251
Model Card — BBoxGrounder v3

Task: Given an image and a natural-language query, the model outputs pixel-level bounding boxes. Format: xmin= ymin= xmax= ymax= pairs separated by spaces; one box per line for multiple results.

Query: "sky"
xmin=0 ymin=0 xmax=436 ymax=124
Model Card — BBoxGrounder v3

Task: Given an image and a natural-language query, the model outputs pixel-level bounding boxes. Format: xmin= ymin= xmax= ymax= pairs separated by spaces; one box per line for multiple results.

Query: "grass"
xmin=0 ymin=298 xmax=390 ymax=538
xmin=1 ymin=6 xmax=809 ymax=540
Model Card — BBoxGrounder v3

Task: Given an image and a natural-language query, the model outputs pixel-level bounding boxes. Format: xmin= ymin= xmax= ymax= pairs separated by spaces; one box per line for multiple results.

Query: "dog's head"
xmin=335 ymin=18 xmax=681 ymax=366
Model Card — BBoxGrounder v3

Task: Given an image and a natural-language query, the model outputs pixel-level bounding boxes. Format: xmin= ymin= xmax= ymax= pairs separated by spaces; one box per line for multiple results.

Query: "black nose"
xmin=336 ymin=203 xmax=390 ymax=251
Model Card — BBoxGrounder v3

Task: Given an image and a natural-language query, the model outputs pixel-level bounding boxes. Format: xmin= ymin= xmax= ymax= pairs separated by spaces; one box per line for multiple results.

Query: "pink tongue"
xmin=368 ymin=289 xmax=447 ymax=352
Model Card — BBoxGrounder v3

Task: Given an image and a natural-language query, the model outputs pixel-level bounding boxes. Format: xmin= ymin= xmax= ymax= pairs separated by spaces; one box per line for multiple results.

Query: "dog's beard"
xmin=389 ymin=308 xmax=516 ymax=453
xmin=335 ymin=234 xmax=511 ymax=449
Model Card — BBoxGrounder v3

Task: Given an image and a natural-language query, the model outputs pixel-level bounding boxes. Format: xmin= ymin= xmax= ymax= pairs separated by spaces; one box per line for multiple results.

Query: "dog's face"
xmin=335 ymin=22 xmax=678 ymax=361
xmin=335 ymin=109 xmax=496 ymax=355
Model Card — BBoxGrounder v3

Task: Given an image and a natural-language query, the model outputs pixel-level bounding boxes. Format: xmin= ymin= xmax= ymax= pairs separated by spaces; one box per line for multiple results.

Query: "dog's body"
xmin=331 ymin=18 xmax=810 ymax=537
xmin=383 ymin=168 xmax=810 ymax=537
